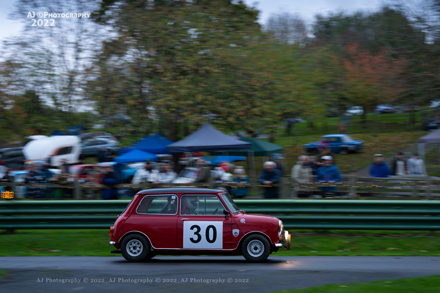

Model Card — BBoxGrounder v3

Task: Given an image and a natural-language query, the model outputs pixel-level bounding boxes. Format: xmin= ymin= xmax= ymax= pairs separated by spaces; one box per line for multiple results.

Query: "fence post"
xmin=412 ymin=179 xmax=418 ymax=198
xmin=426 ymin=176 xmax=432 ymax=200
xmin=73 ymin=177 xmax=81 ymax=200
xmin=11 ymin=176 xmax=16 ymax=198
xmin=349 ymin=176 xmax=357 ymax=199
xmin=282 ymin=176 xmax=290 ymax=199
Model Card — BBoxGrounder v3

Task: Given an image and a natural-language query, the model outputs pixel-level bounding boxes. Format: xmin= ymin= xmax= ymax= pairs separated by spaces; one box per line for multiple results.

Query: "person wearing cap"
xmin=271 ymin=153 xmax=285 ymax=176
xmin=370 ymin=154 xmax=391 ymax=178
xmin=316 ymin=156 xmax=342 ymax=193
xmin=259 ymin=161 xmax=281 ymax=198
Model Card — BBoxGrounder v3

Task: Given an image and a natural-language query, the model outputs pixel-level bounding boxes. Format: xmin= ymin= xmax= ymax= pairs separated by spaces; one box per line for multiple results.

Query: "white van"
xmin=23 ymin=136 xmax=80 ymax=167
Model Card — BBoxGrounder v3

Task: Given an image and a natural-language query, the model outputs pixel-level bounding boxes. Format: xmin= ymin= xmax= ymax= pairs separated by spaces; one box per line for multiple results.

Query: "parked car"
xmin=325 ymin=108 xmax=340 ymax=117
xmin=0 ymin=147 xmax=26 ymax=170
xmin=304 ymin=134 xmax=364 ymax=154
xmin=346 ymin=106 xmax=364 ymax=116
xmin=79 ymin=131 xmax=118 ymax=143
xmin=109 ymin=188 xmax=291 ymax=262
xmin=80 ymin=139 xmax=119 ymax=157
xmin=375 ymin=105 xmax=395 ymax=114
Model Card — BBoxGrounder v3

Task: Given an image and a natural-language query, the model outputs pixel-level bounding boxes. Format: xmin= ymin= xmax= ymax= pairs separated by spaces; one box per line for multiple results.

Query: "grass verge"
xmin=0 ymin=269 xmax=7 ymax=280
xmin=0 ymin=229 xmax=438 ymax=257
xmin=272 ymin=275 xmax=440 ymax=293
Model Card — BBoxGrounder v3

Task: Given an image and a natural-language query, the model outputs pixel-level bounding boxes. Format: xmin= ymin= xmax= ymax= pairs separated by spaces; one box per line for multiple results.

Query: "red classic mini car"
xmin=109 ymin=188 xmax=291 ymax=262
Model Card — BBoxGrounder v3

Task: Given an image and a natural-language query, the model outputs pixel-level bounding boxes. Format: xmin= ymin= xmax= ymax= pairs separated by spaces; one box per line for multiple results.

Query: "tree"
xmin=342 ymin=43 xmax=407 ymax=119
xmin=265 ymin=12 xmax=308 ymax=44
xmin=88 ymin=0 xmax=285 ymax=140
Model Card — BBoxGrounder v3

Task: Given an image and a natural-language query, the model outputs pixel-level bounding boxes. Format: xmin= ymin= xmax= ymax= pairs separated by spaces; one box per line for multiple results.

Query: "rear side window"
xmin=181 ymin=194 xmax=225 ymax=216
xmin=137 ymin=195 xmax=178 ymax=215
xmin=57 ymin=146 xmax=73 ymax=155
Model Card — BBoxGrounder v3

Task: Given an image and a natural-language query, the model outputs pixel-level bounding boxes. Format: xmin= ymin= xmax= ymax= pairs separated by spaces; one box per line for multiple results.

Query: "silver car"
xmin=80 ymin=139 xmax=119 ymax=157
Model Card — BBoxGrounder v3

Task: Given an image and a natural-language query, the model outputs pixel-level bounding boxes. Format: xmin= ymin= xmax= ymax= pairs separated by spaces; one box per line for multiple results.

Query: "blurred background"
xmin=0 ymin=0 xmax=439 ymax=145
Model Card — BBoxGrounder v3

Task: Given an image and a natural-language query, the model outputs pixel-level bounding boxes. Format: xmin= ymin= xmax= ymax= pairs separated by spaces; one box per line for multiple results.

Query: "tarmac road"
xmin=0 ymin=256 xmax=439 ymax=292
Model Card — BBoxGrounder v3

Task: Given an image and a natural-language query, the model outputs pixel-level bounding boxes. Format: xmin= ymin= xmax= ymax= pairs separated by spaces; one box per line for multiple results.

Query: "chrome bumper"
xmin=109 ymin=241 xmax=115 ymax=245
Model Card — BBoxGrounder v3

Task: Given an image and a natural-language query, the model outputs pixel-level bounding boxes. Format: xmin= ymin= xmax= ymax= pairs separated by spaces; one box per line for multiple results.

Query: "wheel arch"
xmin=236 ymin=231 xmax=274 ymax=253
xmin=118 ymin=231 xmax=154 ymax=250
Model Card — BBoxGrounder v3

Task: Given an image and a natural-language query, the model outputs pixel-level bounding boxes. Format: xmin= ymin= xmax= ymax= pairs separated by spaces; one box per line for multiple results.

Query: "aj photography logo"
xmin=27 ymin=11 xmax=91 ymax=26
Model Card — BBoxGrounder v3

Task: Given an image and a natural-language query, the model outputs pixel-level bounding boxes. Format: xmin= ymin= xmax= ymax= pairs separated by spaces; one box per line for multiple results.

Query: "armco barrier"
xmin=1 ymin=199 xmax=439 ymax=230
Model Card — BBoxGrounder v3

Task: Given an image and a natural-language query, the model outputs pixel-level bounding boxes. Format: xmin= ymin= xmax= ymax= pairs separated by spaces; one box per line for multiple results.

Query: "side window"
xmin=137 ymin=195 xmax=178 ymax=215
xmin=181 ymin=195 xmax=225 ymax=215
xmin=57 ymin=146 xmax=73 ymax=155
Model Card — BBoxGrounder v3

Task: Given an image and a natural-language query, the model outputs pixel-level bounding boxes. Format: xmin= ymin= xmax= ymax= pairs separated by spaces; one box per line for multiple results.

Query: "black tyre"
xmin=121 ymin=234 xmax=151 ymax=262
xmin=339 ymin=148 xmax=348 ymax=155
xmin=241 ymin=234 xmax=271 ymax=263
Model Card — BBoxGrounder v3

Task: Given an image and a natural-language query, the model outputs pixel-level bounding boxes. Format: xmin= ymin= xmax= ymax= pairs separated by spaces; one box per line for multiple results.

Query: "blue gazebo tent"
xmin=119 ymin=133 xmax=174 ymax=155
xmin=114 ymin=149 xmax=158 ymax=163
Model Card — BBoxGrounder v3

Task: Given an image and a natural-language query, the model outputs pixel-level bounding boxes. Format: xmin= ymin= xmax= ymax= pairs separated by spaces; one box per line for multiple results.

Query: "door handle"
xmin=181 ymin=218 xmax=188 ymax=221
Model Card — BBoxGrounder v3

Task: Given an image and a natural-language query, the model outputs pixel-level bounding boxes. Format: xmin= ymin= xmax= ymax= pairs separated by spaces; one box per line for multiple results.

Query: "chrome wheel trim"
xmin=247 ymin=239 xmax=264 ymax=258
xmin=126 ymin=239 xmax=143 ymax=257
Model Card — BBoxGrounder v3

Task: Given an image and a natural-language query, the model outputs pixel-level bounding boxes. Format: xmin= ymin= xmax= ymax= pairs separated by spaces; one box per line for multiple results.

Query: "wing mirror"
xmin=223 ymin=209 xmax=230 ymax=218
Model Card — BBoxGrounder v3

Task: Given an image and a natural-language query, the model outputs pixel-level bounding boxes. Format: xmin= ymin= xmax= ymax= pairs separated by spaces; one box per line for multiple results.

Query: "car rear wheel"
xmin=241 ymin=234 xmax=271 ymax=263
xmin=339 ymin=149 xmax=348 ymax=155
xmin=121 ymin=234 xmax=151 ymax=262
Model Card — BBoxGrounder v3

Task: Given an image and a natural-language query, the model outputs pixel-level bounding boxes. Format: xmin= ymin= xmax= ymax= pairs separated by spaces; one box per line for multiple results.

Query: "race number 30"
xmin=183 ymin=221 xmax=223 ymax=249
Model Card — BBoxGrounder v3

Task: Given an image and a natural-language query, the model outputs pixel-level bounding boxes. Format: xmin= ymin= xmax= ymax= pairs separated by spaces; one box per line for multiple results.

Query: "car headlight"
xmin=279 ymin=220 xmax=283 ymax=237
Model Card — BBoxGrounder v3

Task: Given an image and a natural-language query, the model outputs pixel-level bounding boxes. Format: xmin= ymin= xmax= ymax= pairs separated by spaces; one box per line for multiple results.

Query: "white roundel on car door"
xmin=183 ymin=221 xmax=223 ymax=249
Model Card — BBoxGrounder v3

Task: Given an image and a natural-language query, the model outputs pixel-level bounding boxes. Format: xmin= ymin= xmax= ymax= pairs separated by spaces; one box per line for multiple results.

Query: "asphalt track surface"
xmin=1 ymin=256 xmax=439 ymax=292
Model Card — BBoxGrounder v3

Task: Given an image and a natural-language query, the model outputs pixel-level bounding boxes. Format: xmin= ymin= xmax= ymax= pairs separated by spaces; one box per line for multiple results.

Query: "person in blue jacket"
xmin=258 ymin=161 xmax=281 ymax=199
xmin=101 ymin=164 xmax=119 ymax=200
xmin=370 ymin=154 xmax=391 ymax=178
xmin=316 ymin=156 xmax=342 ymax=193
xmin=231 ymin=167 xmax=251 ymax=198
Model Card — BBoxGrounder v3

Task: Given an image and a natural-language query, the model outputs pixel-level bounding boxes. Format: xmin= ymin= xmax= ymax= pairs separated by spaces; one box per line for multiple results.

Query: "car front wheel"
xmin=121 ymin=234 xmax=151 ymax=262
xmin=241 ymin=235 xmax=271 ymax=263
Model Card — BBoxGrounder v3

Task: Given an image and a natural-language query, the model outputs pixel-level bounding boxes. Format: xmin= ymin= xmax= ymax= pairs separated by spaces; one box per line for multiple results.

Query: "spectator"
xmin=291 ymin=155 xmax=313 ymax=198
xmin=271 ymin=154 xmax=285 ymax=176
xmin=391 ymin=152 xmax=407 ymax=176
xmin=101 ymin=164 xmax=119 ymax=199
xmin=0 ymin=168 xmax=12 ymax=192
xmin=60 ymin=159 xmax=70 ymax=174
xmin=132 ymin=160 xmax=153 ymax=184
xmin=316 ymin=156 xmax=342 ymax=194
xmin=407 ymin=153 xmax=416 ymax=174
xmin=412 ymin=153 xmax=426 ymax=175
xmin=258 ymin=161 xmax=281 ymax=199
xmin=231 ymin=167 xmax=250 ymax=198
xmin=41 ymin=162 xmax=54 ymax=180
xmin=24 ymin=162 xmax=46 ymax=198
xmin=50 ymin=167 xmax=74 ymax=198
xmin=194 ymin=158 xmax=211 ymax=183
xmin=158 ymin=162 xmax=177 ymax=184
xmin=307 ymin=156 xmax=321 ymax=176
xmin=370 ymin=154 xmax=391 ymax=178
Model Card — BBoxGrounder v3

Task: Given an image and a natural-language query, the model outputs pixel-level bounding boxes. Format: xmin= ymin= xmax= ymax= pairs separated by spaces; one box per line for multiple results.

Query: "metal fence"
xmin=1 ymin=199 xmax=439 ymax=230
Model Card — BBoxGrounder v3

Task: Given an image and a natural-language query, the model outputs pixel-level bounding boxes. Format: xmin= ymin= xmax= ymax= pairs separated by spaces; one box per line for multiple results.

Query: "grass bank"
xmin=0 ymin=229 xmax=438 ymax=257
xmin=273 ymin=275 xmax=440 ymax=293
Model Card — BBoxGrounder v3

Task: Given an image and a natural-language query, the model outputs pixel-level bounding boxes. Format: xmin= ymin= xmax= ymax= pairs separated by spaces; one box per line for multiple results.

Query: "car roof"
xmin=322 ymin=134 xmax=348 ymax=138
xmin=138 ymin=188 xmax=223 ymax=194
